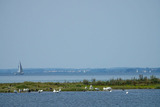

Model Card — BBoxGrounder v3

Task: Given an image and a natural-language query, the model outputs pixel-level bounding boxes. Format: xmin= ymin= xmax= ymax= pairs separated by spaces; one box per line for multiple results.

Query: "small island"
xmin=0 ymin=75 xmax=160 ymax=93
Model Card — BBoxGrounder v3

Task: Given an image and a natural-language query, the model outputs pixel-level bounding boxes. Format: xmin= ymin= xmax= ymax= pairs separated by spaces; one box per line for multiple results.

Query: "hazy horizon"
xmin=0 ymin=0 xmax=160 ymax=69
xmin=0 ymin=65 xmax=160 ymax=70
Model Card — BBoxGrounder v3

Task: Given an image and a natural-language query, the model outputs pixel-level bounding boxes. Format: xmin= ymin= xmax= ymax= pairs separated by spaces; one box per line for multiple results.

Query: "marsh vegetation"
xmin=0 ymin=75 xmax=160 ymax=93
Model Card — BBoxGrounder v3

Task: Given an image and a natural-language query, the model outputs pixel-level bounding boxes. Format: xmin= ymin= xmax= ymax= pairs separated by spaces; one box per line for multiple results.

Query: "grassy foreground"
xmin=0 ymin=75 xmax=160 ymax=93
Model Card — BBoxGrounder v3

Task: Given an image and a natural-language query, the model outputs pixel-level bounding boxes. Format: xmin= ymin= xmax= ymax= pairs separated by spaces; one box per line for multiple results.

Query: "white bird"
xmin=53 ymin=89 xmax=59 ymax=93
xmin=103 ymin=87 xmax=112 ymax=91
xmin=53 ymin=89 xmax=56 ymax=93
xmin=85 ymin=86 xmax=87 ymax=89
xmin=19 ymin=89 xmax=21 ymax=93
xmin=59 ymin=89 xmax=61 ymax=92
xmin=126 ymin=91 xmax=128 ymax=94
xmin=38 ymin=90 xmax=43 ymax=93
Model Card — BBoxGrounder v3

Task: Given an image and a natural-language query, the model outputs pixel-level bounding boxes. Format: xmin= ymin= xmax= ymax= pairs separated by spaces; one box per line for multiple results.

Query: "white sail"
xmin=18 ymin=62 xmax=23 ymax=73
xmin=15 ymin=62 xmax=24 ymax=75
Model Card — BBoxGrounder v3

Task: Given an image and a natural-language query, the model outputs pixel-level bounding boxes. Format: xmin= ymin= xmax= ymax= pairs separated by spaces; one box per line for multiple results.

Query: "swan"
xmin=53 ymin=88 xmax=61 ymax=93
xmin=59 ymin=89 xmax=61 ymax=92
xmin=38 ymin=90 xmax=43 ymax=93
xmin=126 ymin=91 xmax=128 ymax=94
xmin=53 ymin=89 xmax=59 ymax=93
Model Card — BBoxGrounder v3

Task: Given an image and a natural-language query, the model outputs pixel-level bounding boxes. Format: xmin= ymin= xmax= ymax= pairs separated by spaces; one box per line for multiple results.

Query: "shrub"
xmin=16 ymin=85 xmax=29 ymax=89
xmin=83 ymin=79 xmax=89 ymax=85
xmin=91 ymin=78 xmax=96 ymax=85
xmin=155 ymin=86 xmax=160 ymax=89
xmin=76 ymin=85 xmax=81 ymax=87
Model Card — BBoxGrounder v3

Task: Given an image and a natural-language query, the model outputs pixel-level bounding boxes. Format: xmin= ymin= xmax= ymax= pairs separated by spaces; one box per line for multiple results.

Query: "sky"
xmin=0 ymin=0 xmax=160 ymax=69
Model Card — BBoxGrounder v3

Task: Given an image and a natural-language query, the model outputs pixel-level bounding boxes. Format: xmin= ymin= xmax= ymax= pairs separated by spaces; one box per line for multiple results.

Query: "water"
xmin=0 ymin=89 xmax=160 ymax=107
xmin=0 ymin=68 xmax=160 ymax=83
xmin=1 ymin=69 xmax=160 ymax=106
xmin=1 ymin=73 xmax=160 ymax=83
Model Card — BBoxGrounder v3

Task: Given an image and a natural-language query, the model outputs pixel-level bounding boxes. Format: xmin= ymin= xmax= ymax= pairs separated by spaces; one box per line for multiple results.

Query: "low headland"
xmin=0 ymin=75 xmax=160 ymax=93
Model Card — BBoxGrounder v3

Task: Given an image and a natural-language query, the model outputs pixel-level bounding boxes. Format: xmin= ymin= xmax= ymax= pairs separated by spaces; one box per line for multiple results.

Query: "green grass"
xmin=1 ymin=75 xmax=160 ymax=93
xmin=16 ymin=85 xmax=29 ymax=89
xmin=0 ymin=81 xmax=160 ymax=93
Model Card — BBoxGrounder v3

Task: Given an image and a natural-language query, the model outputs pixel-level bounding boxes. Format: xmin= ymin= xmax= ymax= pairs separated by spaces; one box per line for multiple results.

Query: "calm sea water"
xmin=0 ymin=89 xmax=160 ymax=107
xmin=0 ymin=68 xmax=160 ymax=83
xmin=0 ymin=73 xmax=160 ymax=83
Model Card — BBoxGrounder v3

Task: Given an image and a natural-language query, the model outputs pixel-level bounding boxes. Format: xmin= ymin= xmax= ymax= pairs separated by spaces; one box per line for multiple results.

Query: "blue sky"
xmin=0 ymin=0 xmax=160 ymax=68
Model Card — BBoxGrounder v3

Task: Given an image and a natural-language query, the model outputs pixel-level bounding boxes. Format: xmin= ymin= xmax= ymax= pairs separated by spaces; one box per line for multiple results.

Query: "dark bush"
xmin=83 ymin=79 xmax=89 ymax=85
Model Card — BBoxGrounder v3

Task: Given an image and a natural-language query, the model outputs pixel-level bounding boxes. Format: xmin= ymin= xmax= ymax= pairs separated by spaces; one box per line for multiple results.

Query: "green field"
xmin=0 ymin=75 xmax=160 ymax=93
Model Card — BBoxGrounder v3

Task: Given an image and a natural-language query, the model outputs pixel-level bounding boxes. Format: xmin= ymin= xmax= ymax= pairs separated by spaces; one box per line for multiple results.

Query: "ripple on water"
xmin=0 ymin=90 xmax=160 ymax=107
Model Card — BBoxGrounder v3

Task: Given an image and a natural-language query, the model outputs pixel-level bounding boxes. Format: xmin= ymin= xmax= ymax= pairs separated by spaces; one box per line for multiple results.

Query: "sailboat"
xmin=15 ymin=62 xmax=24 ymax=75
